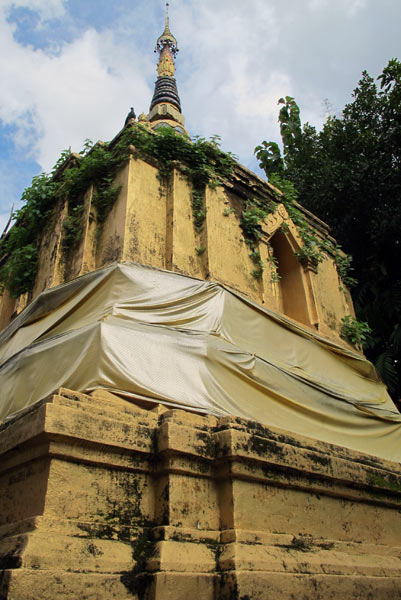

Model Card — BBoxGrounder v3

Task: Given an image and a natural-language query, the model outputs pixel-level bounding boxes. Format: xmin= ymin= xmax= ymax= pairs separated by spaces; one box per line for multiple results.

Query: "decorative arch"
xmin=263 ymin=205 xmax=318 ymax=328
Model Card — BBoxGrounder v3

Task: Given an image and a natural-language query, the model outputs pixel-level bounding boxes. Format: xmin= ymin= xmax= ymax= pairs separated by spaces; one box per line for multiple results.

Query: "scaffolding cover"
xmin=1 ymin=262 xmax=400 ymax=462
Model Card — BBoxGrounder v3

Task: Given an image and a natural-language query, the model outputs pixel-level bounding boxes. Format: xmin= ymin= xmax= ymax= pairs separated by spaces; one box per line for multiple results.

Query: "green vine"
xmin=191 ymin=189 xmax=207 ymax=230
xmin=249 ymin=248 xmax=264 ymax=280
xmin=240 ymin=205 xmax=268 ymax=280
xmin=62 ymin=204 xmax=85 ymax=254
xmin=266 ymin=253 xmax=281 ymax=283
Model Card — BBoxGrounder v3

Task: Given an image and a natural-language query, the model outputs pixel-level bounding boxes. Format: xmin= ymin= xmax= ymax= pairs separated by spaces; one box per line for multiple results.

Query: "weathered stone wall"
xmin=1 ymin=388 xmax=401 ymax=599
xmin=0 ymin=155 xmax=354 ymax=345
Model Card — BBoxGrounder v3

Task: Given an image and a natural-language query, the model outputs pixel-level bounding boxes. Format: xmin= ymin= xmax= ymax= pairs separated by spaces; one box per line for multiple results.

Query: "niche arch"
xmin=263 ymin=206 xmax=318 ymax=328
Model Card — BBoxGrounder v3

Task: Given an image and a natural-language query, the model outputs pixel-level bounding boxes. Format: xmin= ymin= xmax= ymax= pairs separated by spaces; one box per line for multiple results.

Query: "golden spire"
xmin=155 ymin=3 xmax=179 ymax=59
xmin=148 ymin=1 xmax=187 ymax=135
xmin=163 ymin=3 xmax=172 ymax=36
xmin=150 ymin=2 xmax=182 ymax=114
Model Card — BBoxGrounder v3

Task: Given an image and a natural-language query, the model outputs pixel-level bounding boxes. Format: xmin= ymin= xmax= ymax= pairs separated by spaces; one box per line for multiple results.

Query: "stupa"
xmin=0 ymin=5 xmax=401 ymax=599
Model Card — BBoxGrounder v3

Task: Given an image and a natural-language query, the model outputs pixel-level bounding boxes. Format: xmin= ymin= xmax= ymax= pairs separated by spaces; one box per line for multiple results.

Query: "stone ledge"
xmin=1 ymin=388 xmax=401 ymax=599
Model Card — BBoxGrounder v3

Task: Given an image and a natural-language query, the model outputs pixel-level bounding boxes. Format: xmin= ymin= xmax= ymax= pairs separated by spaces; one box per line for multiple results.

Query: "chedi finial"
xmin=155 ymin=2 xmax=178 ymax=58
xmin=149 ymin=2 xmax=183 ymax=118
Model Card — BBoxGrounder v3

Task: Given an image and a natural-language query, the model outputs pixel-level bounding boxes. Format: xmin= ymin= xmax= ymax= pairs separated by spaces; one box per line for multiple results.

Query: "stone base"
xmin=1 ymin=389 xmax=401 ymax=599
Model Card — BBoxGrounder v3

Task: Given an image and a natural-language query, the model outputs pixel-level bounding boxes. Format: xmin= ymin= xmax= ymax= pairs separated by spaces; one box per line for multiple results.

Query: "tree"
xmin=255 ymin=60 xmax=401 ymax=402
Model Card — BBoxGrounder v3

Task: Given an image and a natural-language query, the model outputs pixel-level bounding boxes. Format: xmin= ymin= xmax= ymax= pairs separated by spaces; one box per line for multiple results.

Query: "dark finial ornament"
xmin=150 ymin=78 xmax=181 ymax=113
xmin=125 ymin=107 xmax=136 ymax=125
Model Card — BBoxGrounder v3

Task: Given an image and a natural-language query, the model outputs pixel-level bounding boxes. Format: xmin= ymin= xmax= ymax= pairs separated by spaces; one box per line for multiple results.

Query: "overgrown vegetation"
xmin=255 ymin=59 xmax=401 ymax=400
xmin=0 ymin=172 xmax=59 ymax=297
xmin=239 ymin=206 xmax=266 ymax=279
xmin=0 ymin=126 xmax=235 ymax=297
xmin=341 ymin=315 xmax=373 ymax=350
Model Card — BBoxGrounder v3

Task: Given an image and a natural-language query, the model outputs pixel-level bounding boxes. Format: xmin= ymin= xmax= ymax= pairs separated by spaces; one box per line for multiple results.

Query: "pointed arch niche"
xmin=262 ymin=206 xmax=318 ymax=329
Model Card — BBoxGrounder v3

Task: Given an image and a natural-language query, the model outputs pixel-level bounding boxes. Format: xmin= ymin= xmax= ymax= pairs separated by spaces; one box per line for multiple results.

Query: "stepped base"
xmin=1 ymin=388 xmax=401 ymax=599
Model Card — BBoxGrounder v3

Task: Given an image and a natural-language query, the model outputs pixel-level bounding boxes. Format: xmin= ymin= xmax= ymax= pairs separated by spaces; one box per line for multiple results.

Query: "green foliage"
xmin=240 ymin=206 xmax=268 ymax=244
xmin=0 ymin=172 xmax=58 ymax=297
xmin=249 ymin=248 xmax=264 ymax=280
xmin=239 ymin=205 xmax=268 ymax=280
xmin=260 ymin=155 xmax=355 ymax=284
xmin=256 ymin=58 xmax=401 ymax=401
xmin=93 ymin=182 xmax=122 ymax=226
xmin=62 ymin=204 xmax=84 ymax=253
xmin=0 ymin=244 xmax=38 ymax=298
xmin=341 ymin=315 xmax=372 ymax=349
xmin=278 ymin=96 xmax=302 ymax=159
xmin=254 ymin=141 xmax=283 ymax=178
xmin=191 ymin=190 xmax=207 ymax=230
xmin=266 ymin=252 xmax=280 ymax=283
xmin=115 ymin=126 xmax=235 ymax=230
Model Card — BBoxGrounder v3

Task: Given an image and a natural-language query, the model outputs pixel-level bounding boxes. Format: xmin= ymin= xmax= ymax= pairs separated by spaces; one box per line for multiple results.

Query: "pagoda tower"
xmin=0 ymin=6 xmax=401 ymax=599
xmin=147 ymin=3 xmax=187 ymax=136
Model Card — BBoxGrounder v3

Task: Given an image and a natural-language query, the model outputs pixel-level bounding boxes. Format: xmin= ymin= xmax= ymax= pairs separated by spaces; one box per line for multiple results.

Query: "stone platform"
xmin=1 ymin=388 xmax=401 ymax=599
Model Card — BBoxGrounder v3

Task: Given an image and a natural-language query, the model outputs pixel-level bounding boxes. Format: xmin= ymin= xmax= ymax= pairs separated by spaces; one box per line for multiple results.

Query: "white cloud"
xmin=0 ymin=0 xmax=289 ymax=176
xmin=308 ymin=0 xmax=329 ymax=10
xmin=308 ymin=0 xmax=367 ymax=16
xmin=0 ymin=0 xmax=400 ymax=207
xmin=345 ymin=0 xmax=367 ymax=17
xmin=172 ymin=0 xmax=286 ymax=166
xmin=0 ymin=12 xmax=153 ymax=171
xmin=4 ymin=0 xmax=66 ymax=22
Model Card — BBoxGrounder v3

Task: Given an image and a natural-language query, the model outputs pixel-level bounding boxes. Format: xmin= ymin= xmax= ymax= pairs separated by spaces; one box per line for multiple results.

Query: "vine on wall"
xmin=0 ymin=126 xmax=235 ymax=297
xmin=0 ymin=123 xmax=357 ymax=301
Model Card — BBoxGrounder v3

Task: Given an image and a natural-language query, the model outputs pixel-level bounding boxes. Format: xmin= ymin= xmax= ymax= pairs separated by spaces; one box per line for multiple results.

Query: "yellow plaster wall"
xmin=206 ymin=186 xmax=261 ymax=302
xmin=168 ymin=170 xmax=204 ymax=277
xmin=95 ymin=165 xmax=129 ymax=267
xmin=123 ymin=157 xmax=166 ymax=269
xmin=1 ymin=388 xmax=401 ymax=599
xmin=0 ymin=290 xmax=16 ymax=332
xmin=0 ymin=155 xmax=357 ymax=348
xmin=315 ymin=256 xmax=355 ymax=339
xmin=31 ymin=198 xmax=66 ymax=299
xmin=63 ymin=186 xmax=94 ymax=281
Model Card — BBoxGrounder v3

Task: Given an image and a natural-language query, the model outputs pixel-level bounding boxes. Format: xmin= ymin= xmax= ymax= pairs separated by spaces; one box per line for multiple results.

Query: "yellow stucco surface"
xmin=0 ymin=153 xmax=355 ymax=347
xmin=1 ymin=388 xmax=401 ymax=599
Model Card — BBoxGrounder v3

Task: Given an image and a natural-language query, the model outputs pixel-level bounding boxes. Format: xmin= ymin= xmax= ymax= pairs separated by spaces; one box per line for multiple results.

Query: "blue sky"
xmin=1 ymin=0 xmax=401 ymax=233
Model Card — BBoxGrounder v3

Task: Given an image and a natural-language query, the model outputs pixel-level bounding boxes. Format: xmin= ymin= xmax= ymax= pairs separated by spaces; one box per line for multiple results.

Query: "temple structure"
xmin=1 ymin=5 xmax=401 ymax=599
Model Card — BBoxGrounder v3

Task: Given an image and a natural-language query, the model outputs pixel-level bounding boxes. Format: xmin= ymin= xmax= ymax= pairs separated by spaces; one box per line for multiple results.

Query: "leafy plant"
xmin=0 ymin=173 xmax=58 ymax=297
xmin=62 ymin=204 xmax=85 ymax=253
xmin=240 ymin=206 xmax=268 ymax=244
xmin=249 ymin=248 xmax=264 ymax=280
xmin=266 ymin=252 xmax=280 ymax=283
xmin=341 ymin=315 xmax=372 ymax=349
xmin=0 ymin=244 xmax=38 ymax=297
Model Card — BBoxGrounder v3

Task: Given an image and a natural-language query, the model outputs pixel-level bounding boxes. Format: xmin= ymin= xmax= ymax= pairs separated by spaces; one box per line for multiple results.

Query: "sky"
xmin=0 ymin=0 xmax=400 ymax=233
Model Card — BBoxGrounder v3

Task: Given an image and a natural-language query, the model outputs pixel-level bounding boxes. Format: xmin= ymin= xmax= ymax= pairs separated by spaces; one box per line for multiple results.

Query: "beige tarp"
xmin=1 ymin=262 xmax=400 ymax=462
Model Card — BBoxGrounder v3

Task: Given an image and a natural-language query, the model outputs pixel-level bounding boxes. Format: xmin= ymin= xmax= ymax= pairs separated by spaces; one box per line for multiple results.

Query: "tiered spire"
xmin=149 ymin=3 xmax=182 ymax=116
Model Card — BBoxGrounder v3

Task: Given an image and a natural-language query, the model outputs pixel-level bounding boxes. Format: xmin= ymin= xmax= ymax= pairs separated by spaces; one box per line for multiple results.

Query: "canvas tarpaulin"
xmin=1 ymin=262 xmax=400 ymax=462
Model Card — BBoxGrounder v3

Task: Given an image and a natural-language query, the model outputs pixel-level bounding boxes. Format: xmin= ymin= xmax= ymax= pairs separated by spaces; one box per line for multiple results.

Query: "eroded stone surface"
xmin=1 ymin=388 xmax=401 ymax=599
